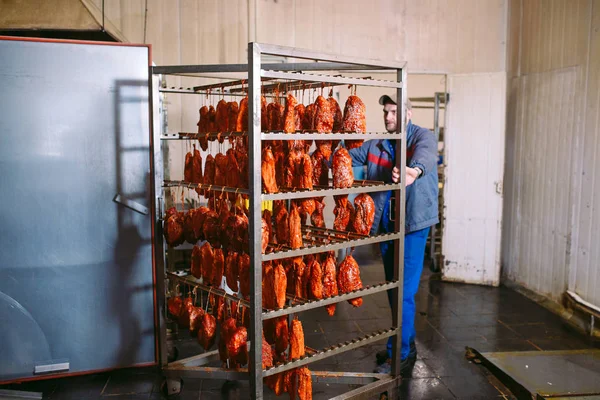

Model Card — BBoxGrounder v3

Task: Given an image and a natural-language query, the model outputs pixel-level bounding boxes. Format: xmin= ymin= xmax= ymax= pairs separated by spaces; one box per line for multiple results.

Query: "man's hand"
xmin=391 ymin=166 xmax=419 ymax=186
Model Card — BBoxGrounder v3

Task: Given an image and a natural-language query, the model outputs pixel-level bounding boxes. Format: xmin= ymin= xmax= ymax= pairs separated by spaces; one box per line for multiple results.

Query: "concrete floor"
xmin=2 ymin=245 xmax=598 ymax=399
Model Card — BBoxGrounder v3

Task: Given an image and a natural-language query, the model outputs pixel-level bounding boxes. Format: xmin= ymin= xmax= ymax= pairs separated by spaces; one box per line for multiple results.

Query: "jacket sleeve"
xmin=348 ymin=141 xmax=369 ymax=167
xmin=409 ymin=128 xmax=437 ymax=176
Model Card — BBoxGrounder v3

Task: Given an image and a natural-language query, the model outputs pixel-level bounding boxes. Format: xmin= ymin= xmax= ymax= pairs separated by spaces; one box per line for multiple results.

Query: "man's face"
xmin=383 ymin=103 xmax=397 ymax=133
xmin=383 ymin=102 xmax=412 ymax=133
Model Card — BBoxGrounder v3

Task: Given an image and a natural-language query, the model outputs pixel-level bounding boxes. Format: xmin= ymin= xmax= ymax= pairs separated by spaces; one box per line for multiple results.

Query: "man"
xmin=347 ymin=95 xmax=439 ymax=375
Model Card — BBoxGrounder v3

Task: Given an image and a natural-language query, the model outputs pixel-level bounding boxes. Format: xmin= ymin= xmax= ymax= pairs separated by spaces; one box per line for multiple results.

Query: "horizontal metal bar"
xmin=256 ymin=43 xmax=407 ymax=69
xmin=329 ymin=376 xmax=400 ymax=400
xmin=262 ymin=232 xmax=402 ymax=261
xmin=262 ymin=281 xmax=400 ymax=320
xmin=169 ymin=350 xmax=219 ymax=368
xmin=192 ymin=77 xmax=276 ymax=93
xmin=153 ymin=62 xmax=393 ymax=76
xmin=262 ymin=183 xmax=401 ymax=201
xmin=310 ymin=371 xmax=383 ymax=385
xmin=153 ymin=64 xmax=248 ymax=75
xmin=161 ymin=132 xmax=403 ymax=141
xmin=261 ymin=132 xmax=403 ymax=140
xmin=262 ymin=328 xmax=398 ymax=377
xmin=163 ymin=180 xmax=250 ymax=196
xmin=164 ymin=366 xmax=250 ymax=381
xmin=159 ymin=88 xmax=260 ymax=97
xmin=262 ymin=70 xmax=403 ymax=88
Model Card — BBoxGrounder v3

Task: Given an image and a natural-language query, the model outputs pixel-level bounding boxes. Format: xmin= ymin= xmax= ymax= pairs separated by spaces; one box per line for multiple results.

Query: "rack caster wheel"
xmin=161 ymin=378 xmax=183 ymax=397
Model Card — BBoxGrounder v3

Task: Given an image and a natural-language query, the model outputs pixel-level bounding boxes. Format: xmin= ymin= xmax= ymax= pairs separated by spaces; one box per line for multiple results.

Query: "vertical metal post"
xmin=151 ymin=72 xmax=168 ymax=367
xmin=248 ymin=42 xmax=264 ymax=400
xmin=433 ymin=92 xmax=441 ymax=142
xmin=391 ymin=67 xmax=407 ymax=377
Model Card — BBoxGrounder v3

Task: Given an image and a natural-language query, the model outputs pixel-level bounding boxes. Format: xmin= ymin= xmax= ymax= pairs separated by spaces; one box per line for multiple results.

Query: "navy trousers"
xmin=380 ymin=227 xmax=430 ymax=360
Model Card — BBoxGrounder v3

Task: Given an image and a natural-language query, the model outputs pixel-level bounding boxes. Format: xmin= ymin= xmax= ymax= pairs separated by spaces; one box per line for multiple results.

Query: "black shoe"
xmin=375 ymin=341 xmax=417 ymax=365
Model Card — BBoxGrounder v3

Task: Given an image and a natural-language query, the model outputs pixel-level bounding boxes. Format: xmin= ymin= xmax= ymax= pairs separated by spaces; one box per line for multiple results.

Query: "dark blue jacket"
xmin=348 ymin=121 xmax=439 ymax=234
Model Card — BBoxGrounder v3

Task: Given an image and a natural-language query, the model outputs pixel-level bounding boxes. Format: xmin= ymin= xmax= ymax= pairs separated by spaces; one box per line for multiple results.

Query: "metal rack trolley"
xmin=151 ymin=43 xmax=407 ymax=399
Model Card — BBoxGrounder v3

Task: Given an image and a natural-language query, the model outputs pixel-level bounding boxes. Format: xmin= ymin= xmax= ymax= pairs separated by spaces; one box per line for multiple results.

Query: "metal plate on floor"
xmin=478 ymin=349 xmax=600 ymax=398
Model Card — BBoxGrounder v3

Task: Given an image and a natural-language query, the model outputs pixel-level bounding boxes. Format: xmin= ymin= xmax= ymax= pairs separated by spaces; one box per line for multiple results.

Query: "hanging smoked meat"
xmin=199 ymin=241 xmax=214 ymax=283
xmin=284 ymin=93 xmax=304 ymax=153
xmin=298 ymin=367 xmax=312 ymax=400
xmin=289 ymin=319 xmax=305 ymax=360
xmin=261 ymin=96 xmax=268 ymax=131
xmin=292 ymin=257 xmax=307 ymax=298
xmin=261 ymin=215 xmax=270 ymax=254
xmin=322 ymin=253 xmax=339 ymax=316
xmin=299 ymin=153 xmax=313 ymax=190
xmin=189 ymin=306 xmax=205 ymax=335
xmin=225 ymin=250 xmax=239 ymax=292
xmin=238 ymin=252 xmax=251 ymax=298
xmin=342 ymin=95 xmax=367 ymax=149
xmin=167 ymin=295 xmax=183 ymax=319
xmin=197 ymin=312 xmax=217 ymax=350
xmin=283 ymin=258 xmax=295 ymax=295
xmin=224 ymin=148 xmax=241 ymax=189
xmin=190 ymin=244 xmax=202 ymax=279
xmin=178 ymin=296 xmax=192 ymax=327
xmin=303 ymin=103 xmax=315 ymax=130
xmin=352 ymin=193 xmax=375 ymax=235
xmin=307 ymin=257 xmax=323 ymax=300
xmin=310 ymin=197 xmax=326 ymax=228
xmin=267 ymin=102 xmax=285 ymax=131
xmin=264 ymin=209 xmax=274 ymax=244
xmin=274 ymin=316 xmax=289 ymax=354
xmin=283 ymin=93 xmax=297 ymax=133
xmin=178 ymin=296 xmax=191 ymax=327
xmin=332 ymin=148 xmax=354 ymax=188
xmin=337 ymin=254 xmax=363 ymax=307
xmin=224 ymin=214 xmax=249 ymax=254
xmin=219 ymin=317 xmax=237 ymax=363
xmin=213 ymin=295 xmax=226 ymax=322
xmin=289 ymin=203 xmax=303 ymax=250
xmin=228 ymin=101 xmax=239 ymax=132
xmin=193 ymin=206 xmax=210 ymax=241
xmin=236 ymin=96 xmax=248 ymax=132
xmin=197 ymin=106 xmax=209 ymax=151
xmin=261 ymin=146 xmax=278 ymax=193
xmin=212 ymin=248 xmax=225 ymax=287
xmin=311 ymin=148 xmax=329 ymax=187
xmin=314 ymin=95 xmax=334 ymax=161
xmin=207 ymin=105 xmax=217 ymax=134
xmin=227 ymin=326 xmax=248 ymax=365
xmin=216 ymin=99 xmax=229 ymax=133
xmin=214 ymin=153 xmax=228 ymax=186
xmin=203 ymin=154 xmax=216 ymax=197
xmin=333 ymin=195 xmax=355 ymax=231
xmin=274 ymin=201 xmax=289 ymax=245
xmin=294 ymin=104 xmax=305 ymax=130
xmin=298 ymin=198 xmax=316 ymax=224
xmin=273 ymin=261 xmax=287 ymax=309
xmin=164 ymin=207 xmax=184 ymax=247
xmin=183 ymin=208 xmax=198 ymax=244
xmin=262 ymin=335 xmax=274 ymax=369
xmin=263 ymin=261 xmax=275 ymax=309
xmin=202 ymin=210 xmax=220 ymax=247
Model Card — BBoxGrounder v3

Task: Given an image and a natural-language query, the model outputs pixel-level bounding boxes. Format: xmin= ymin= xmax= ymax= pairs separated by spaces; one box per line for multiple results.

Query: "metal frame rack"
xmin=151 ymin=43 xmax=407 ymax=400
